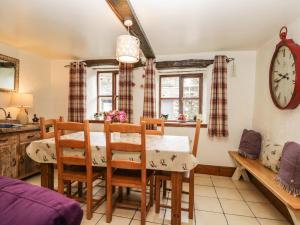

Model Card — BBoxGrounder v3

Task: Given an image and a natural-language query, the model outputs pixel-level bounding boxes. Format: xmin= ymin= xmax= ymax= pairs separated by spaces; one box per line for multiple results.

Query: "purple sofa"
xmin=0 ymin=176 xmax=83 ymax=225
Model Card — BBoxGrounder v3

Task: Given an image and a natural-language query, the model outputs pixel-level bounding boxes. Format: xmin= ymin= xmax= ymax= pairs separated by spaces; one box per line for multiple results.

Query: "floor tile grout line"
xmin=210 ymin=175 xmax=230 ymax=225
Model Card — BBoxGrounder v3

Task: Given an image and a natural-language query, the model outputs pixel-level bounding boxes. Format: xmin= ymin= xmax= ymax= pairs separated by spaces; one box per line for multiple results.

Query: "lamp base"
xmin=17 ymin=108 xmax=29 ymax=125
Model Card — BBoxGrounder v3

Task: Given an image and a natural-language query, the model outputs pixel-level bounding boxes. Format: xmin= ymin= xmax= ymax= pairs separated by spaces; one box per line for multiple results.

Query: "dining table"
xmin=27 ymin=131 xmax=199 ymax=225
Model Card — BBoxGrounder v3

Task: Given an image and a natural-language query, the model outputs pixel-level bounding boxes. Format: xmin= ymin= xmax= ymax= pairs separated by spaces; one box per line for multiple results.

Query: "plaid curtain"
xmin=68 ymin=62 xmax=87 ymax=122
xmin=118 ymin=63 xmax=133 ymax=123
xmin=143 ymin=58 xmax=156 ymax=118
xmin=208 ymin=56 xmax=229 ymax=137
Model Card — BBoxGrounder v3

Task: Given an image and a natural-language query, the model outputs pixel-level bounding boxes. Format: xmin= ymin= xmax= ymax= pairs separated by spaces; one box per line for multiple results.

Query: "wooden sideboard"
xmin=0 ymin=124 xmax=42 ymax=179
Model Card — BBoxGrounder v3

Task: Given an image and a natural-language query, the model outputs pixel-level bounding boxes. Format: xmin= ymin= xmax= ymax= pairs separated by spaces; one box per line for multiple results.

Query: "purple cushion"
xmin=277 ymin=142 xmax=300 ymax=196
xmin=238 ymin=129 xmax=262 ymax=159
xmin=0 ymin=176 xmax=83 ymax=225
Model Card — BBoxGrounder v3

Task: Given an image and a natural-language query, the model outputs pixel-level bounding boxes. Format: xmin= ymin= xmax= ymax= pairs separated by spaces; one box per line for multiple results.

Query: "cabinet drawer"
xmin=20 ymin=131 xmax=40 ymax=143
xmin=0 ymin=135 xmax=18 ymax=147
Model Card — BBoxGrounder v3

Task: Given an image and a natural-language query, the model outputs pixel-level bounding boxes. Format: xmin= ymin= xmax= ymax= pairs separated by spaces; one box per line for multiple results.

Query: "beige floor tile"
xmin=130 ymin=219 xmax=161 ymax=225
xmin=195 ymin=211 xmax=227 ymax=225
xmin=226 ymin=214 xmax=260 ymax=225
xmin=212 ymin=178 xmax=236 ymax=189
xmin=94 ymin=202 xmax=106 ymax=214
xmin=233 ymin=180 xmax=256 ymax=190
xmin=257 ymin=218 xmax=291 ymax=225
xmin=96 ymin=215 xmax=131 ymax=225
xmin=112 ymin=207 xmax=136 ymax=218
xmin=194 ymin=196 xmax=223 ymax=213
xmin=219 ymin=199 xmax=254 ymax=217
xmin=194 ymin=185 xmax=217 ymax=197
xmin=194 ymin=176 xmax=213 ymax=186
xmin=134 ymin=207 xmax=165 ymax=224
xmin=247 ymin=202 xmax=286 ymax=221
xmin=164 ymin=209 xmax=194 ymax=225
xmin=81 ymin=212 xmax=103 ymax=225
xmin=239 ymin=189 xmax=269 ymax=203
xmin=215 ymin=187 xmax=243 ymax=200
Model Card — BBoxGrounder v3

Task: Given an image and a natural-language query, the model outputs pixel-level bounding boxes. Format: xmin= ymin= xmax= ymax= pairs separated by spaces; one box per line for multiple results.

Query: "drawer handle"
xmin=0 ymin=139 xmax=8 ymax=142
xmin=27 ymin=135 xmax=35 ymax=139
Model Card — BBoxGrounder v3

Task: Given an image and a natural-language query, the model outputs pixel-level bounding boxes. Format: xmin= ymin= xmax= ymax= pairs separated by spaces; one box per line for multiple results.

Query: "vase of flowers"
xmin=104 ymin=110 xmax=127 ymax=123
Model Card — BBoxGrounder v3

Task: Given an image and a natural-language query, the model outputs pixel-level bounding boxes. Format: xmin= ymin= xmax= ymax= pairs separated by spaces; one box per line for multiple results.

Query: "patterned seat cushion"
xmin=260 ymin=139 xmax=283 ymax=173
xmin=277 ymin=142 xmax=300 ymax=196
xmin=238 ymin=129 xmax=262 ymax=159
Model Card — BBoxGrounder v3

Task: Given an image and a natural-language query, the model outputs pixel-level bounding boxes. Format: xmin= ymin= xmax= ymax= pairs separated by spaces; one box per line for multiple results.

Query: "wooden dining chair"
xmin=40 ymin=116 xmax=64 ymax=139
xmin=140 ymin=117 xmax=165 ymax=135
xmin=54 ymin=120 xmax=106 ymax=220
xmin=154 ymin=119 xmax=201 ymax=219
xmin=105 ymin=121 xmax=154 ymax=225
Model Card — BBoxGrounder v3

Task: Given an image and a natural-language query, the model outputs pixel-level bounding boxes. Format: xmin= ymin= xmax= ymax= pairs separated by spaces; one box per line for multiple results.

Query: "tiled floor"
xmin=25 ymin=173 xmax=291 ymax=225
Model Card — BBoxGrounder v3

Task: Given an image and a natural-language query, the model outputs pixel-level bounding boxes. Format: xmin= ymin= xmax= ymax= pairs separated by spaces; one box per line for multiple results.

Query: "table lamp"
xmin=10 ymin=93 xmax=33 ymax=124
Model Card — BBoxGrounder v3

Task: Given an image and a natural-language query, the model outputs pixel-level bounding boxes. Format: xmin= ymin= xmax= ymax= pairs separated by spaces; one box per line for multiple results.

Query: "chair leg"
xmin=141 ymin=185 xmax=146 ymax=225
xmin=188 ymin=178 xmax=194 ymax=219
xmin=118 ymin=187 xmax=123 ymax=202
xmin=155 ymin=176 xmax=161 ymax=213
xmin=78 ymin=181 xmax=83 ymax=198
xmin=66 ymin=181 xmax=71 ymax=197
xmin=106 ymin=184 xmax=112 ymax=223
xmin=86 ymin=181 xmax=93 ymax=220
xmin=58 ymin=178 xmax=64 ymax=194
xmin=126 ymin=187 xmax=131 ymax=195
xmin=163 ymin=180 xmax=167 ymax=198
xmin=149 ymin=176 xmax=154 ymax=207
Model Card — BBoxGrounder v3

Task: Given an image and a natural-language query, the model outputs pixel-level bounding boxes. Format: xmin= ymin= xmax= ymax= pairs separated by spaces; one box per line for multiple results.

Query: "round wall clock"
xmin=269 ymin=26 xmax=300 ymax=109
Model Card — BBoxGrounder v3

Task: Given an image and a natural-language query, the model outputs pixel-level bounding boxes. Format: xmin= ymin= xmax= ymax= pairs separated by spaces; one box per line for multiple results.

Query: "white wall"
xmin=156 ymin=52 xmax=257 ymax=166
xmin=0 ymin=43 xmax=52 ymax=120
xmin=253 ymin=17 xmax=300 ymax=144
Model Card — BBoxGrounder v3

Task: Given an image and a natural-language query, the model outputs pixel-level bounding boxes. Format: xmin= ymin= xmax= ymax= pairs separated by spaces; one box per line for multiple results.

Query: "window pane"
xmin=183 ymin=99 xmax=199 ymax=120
xmin=99 ymin=97 xmax=112 ymax=112
xmin=99 ymin=73 xmax=112 ymax=95
xmin=161 ymin=77 xmax=179 ymax=98
xmin=161 ymin=99 xmax=179 ymax=120
xmin=183 ymin=77 xmax=199 ymax=98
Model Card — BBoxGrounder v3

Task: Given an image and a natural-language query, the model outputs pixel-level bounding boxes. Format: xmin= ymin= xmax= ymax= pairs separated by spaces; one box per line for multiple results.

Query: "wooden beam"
xmin=156 ymin=59 xmax=214 ymax=70
xmin=84 ymin=59 xmax=144 ymax=68
xmin=106 ymin=0 xmax=155 ymax=59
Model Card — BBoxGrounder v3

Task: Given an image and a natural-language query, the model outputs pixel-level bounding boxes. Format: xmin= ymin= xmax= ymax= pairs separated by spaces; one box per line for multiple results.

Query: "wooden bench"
xmin=229 ymin=150 xmax=300 ymax=225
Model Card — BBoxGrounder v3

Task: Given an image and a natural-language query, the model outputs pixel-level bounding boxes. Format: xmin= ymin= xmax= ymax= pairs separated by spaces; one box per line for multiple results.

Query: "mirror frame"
xmin=0 ymin=54 xmax=19 ymax=92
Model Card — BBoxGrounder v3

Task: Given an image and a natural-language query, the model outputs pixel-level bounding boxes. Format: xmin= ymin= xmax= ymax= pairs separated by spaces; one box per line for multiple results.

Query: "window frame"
xmin=96 ymin=71 xmax=118 ymax=113
xmin=159 ymin=73 xmax=203 ymax=121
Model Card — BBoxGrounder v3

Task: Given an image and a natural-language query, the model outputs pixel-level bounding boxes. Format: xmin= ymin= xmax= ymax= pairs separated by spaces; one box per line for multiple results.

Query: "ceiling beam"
xmin=106 ymin=0 xmax=155 ymax=59
xmin=156 ymin=59 xmax=214 ymax=70
xmin=84 ymin=59 xmax=144 ymax=68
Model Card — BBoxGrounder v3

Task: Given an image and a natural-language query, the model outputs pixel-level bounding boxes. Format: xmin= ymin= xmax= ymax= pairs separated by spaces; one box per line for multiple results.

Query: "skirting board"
xmin=194 ymin=164 xmax=235 ymax=177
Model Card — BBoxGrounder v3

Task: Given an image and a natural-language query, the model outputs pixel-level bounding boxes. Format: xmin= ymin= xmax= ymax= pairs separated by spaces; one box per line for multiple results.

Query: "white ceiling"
xmin=0 ymin=0 xmax=300 ymax=59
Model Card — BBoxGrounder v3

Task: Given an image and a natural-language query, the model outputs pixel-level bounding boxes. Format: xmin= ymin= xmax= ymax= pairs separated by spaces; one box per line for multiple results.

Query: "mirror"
xmin=0 ymin=54 xmax=19 ymax=92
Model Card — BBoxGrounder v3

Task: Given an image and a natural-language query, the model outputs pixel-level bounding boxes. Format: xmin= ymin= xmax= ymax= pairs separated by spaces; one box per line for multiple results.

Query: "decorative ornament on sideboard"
xmin=269 ymin=26 xmax=300 ymax=109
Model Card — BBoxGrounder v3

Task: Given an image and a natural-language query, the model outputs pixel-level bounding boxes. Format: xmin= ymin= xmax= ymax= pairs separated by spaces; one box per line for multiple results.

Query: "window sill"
xmin=164 ymin=121 xmax=207 ymax=128
xmin=88 ymin=120 xmax=207 ymax=128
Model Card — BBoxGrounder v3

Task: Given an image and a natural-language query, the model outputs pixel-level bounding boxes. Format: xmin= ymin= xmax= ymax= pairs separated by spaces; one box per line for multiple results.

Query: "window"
xmin=159 ymin=74 xmax=203 ymax=121
xmin=97 ymin=72 xmax=119 ymax=112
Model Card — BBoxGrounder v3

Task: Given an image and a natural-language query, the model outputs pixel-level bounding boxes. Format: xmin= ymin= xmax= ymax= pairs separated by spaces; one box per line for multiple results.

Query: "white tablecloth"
xmin=27 ymin=132 xmax=199 ymax=172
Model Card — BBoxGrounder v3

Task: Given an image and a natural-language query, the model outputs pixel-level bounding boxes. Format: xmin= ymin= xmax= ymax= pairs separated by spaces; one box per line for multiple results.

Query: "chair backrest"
xmin=140 ymin=117 xmax=164 ymax=135
xmin=192 ymin=120 xmax=201 ymax=157
xmin=54 ymin=120 xmax=92 ymax=177
xmin=105 ymin=121 xmax=146 ymax=173
xmin=40 ymin=116 xmax=64 ymax=139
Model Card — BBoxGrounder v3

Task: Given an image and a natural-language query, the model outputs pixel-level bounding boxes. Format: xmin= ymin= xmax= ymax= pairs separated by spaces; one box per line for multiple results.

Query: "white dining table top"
xmin=27 ymin=132 xmax=199 ymax=172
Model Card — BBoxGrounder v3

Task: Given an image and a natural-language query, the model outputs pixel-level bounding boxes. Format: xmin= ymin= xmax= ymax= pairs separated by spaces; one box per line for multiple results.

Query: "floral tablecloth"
xmin=26 ymin=132 xmax=199 ymax=172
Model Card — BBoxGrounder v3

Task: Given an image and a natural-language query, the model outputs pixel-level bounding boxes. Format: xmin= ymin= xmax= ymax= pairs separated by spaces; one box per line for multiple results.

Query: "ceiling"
xmin=0 ymin=0 xmax=300 ymax=59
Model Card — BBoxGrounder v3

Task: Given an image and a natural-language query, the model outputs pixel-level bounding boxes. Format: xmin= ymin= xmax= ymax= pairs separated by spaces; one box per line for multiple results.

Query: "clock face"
xmin=271 ymin=46 xmax=296 ymax=108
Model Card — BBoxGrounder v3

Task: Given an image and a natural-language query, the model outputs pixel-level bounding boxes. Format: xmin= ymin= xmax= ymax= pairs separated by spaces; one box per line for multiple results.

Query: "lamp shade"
xmin=10 ymin=93 xmax=33 ymax=108
xmin=116 ymin=34 xmax=140 ymax=64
